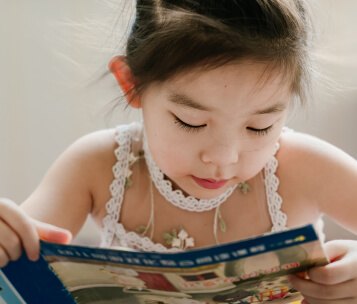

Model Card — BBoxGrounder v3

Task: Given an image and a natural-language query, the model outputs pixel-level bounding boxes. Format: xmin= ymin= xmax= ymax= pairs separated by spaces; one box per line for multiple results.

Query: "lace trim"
xmin=143 ymin=133 xmax=238 ymax=212
xmin=113 ymin=223 xmax=181 ymax=253
xmin=101 ymin=124 xmax=137 ymax=247
xmin=264 ymin=143 xmax=288 ymax=232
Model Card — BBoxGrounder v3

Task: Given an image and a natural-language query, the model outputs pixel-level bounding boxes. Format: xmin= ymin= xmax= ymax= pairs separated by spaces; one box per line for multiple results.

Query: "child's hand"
xmin=0 ymin=198 xmax=72 ymax=267
xmin=290 ymin=240 xmax=357 ymax=303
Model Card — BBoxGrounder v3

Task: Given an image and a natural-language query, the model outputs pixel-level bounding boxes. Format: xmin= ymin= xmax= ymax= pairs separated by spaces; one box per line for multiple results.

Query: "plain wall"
xmin=0 ymin=1 xmax=356 ymax=244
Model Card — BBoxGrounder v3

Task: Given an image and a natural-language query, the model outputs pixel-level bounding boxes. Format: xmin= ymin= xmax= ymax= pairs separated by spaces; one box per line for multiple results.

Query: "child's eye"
xmin=247 ymin=125 xmax=273 ymax=136
xmin=174 ymin=116 xmax=206 ymax=133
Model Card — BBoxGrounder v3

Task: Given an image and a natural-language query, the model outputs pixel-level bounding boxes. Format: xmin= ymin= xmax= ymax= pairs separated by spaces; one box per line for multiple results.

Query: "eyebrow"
xmin=253 ymin=103 xmax=287 ymax=115
xmin=168 ymin=93 xmax=211 ymax=111
xmin=168 ymin=92 xmax=287 ymax=114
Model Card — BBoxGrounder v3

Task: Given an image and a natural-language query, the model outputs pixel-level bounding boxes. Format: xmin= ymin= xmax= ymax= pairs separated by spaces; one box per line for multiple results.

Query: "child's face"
xmin=141 ymin=61 xmax=292 ymax=199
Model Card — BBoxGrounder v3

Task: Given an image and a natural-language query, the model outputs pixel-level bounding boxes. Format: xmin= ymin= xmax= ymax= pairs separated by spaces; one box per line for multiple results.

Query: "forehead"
xmin=164 ymin=61 xmax=292 ymax=112
xmin=170 ymin=61 xmax=291 ymax=94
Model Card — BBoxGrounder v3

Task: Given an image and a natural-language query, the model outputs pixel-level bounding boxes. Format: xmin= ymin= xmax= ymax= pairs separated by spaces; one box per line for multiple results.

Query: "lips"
xmin=192 ymin=176 xmax=228 ymax=190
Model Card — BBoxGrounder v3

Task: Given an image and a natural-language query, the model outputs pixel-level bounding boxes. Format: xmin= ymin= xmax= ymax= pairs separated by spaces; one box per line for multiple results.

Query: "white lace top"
xmin=100 ymin=122 xmax=289 ymax=252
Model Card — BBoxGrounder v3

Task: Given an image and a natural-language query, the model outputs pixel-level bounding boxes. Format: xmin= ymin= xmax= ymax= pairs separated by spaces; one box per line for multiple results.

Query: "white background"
xmin=0 ymin=1 xmax=356 ymax=244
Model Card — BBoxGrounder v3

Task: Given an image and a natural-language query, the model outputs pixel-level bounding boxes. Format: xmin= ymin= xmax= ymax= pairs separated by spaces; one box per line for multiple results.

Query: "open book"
xmin=1 ymin=224 xmax=328 ymax=304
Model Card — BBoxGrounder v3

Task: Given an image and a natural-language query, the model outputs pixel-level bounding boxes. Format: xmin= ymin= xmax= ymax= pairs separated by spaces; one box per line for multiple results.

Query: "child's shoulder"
xmin=52 ymin=128 xmax=119 ymax=181
xmin=277 ymin=131 xmax=357 ymax=218
xmin=60 ymin=127 xmax=130 ymax=215
xmin=72 ymin=128 xmax=117 ymax=154
xmin=278 ymin=130 xmax=355 ymax=171
xmin=70 ymin=123 xmax=141 ymax=161
xmin=60 ymin=129 xmax=118 ymax=167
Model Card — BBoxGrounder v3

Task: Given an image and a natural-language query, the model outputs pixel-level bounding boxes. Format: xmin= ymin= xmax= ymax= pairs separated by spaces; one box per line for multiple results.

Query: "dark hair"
xmin=125 ymin=0 xmax=313 ymax=104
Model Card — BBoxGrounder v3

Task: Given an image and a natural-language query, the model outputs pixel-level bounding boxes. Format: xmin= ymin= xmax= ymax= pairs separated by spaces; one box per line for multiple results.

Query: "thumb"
xmin=34 ymin=220 xmax=72 ymax=244
xmin=308 ymin=240 xmax=353 ymax=284
xmin=323 ymin=240 xmax=349 ymax=263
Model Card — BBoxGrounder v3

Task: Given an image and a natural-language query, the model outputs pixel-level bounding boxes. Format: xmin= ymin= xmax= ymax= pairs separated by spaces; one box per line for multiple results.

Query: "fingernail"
xmin=28 ymin=251 xmax=39 ymax=262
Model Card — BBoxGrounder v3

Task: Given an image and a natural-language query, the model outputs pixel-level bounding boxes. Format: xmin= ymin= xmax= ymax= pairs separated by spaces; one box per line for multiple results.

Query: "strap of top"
xmin=264 ymin=143 xmax=288 ymax=232
xmin=100 ymin=122 xmax=142 ymax=247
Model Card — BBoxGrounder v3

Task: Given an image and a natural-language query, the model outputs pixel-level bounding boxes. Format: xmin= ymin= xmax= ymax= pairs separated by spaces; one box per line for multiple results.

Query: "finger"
xmin=0 ymin=219 xmax=22 ymax=261
xmin=290 ymin=275 xmax=357 ymax=300
xmin=0 ymin=247 xmax=11 ymax=268
xmin=308 ymin=241 xmax=357 ymax=284
xmin=308 ymin=256 xmax=357 ymax=285
xmin=324 ymin=240 xmax=350 ymax=262
xmin=302 ymin=294 xmax=356 ymax=304
xmin=0 ymin=201 xmax=40 ymax=261
xmin=34 ymin=220 xmax=72 ymax=244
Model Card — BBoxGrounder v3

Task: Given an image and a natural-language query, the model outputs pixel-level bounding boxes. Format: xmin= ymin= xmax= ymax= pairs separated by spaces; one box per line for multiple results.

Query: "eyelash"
xmin=174 ymin=115 xmax=274 ymax=136
xmin=246 ymin=125 xmax=274 ymax=136
xmin=174 ymin=116 xmax=206 ymax=133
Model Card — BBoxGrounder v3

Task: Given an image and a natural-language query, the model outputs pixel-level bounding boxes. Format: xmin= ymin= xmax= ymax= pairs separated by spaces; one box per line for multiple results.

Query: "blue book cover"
xmin=1 ymin=224 xmax=328 ymax=304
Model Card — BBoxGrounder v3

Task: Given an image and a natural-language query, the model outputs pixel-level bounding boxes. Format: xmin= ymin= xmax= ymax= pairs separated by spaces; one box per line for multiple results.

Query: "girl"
xmin=1 ymin=1 xmax=357 ymax=303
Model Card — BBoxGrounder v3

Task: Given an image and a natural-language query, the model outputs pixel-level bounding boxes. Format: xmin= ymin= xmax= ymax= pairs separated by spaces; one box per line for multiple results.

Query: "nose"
xmin=200 ymin=141 xmax=239 ymax=167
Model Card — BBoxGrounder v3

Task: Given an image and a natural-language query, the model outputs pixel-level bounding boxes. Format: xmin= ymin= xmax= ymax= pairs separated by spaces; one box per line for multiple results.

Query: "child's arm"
xmin=280 ymin=132 xmax=357 ymax=233
xmin=0 ymin=129 xmax=116 ymax=267
xmin=280 ymin=132 xmax=357 ymax=303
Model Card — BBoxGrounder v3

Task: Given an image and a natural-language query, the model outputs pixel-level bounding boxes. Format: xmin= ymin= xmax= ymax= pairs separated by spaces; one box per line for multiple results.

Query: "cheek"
xmin=145 ymin=124 xmax=197 ymax=176
xmin=239 ymin=140 xmax=279 ymax=180
xmin=152 ymin=144 xmax=195 ymax=178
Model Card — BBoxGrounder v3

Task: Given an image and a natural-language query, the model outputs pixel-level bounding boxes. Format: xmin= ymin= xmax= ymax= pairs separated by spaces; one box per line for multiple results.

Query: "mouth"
xmin=191 ymin=176 xmax=228 ymax=190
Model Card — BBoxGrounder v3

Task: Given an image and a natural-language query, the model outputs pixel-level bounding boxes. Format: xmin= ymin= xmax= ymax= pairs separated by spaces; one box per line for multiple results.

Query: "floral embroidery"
xmin=237 ymin=181 xmax=250 ymax=194
xmin=163 ymin=227 xmax=195 ymax=250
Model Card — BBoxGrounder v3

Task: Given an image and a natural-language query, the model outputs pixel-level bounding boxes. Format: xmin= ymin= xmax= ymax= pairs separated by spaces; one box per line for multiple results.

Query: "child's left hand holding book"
xmin=0 ymin=198 xmax=72 ymax=267
xmin=289 ymin=239 xmax=357 ymax=303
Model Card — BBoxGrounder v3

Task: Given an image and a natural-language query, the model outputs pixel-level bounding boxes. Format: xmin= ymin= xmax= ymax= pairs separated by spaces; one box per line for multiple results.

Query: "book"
xmin=1 ymin=224 xmax=328 ymax=304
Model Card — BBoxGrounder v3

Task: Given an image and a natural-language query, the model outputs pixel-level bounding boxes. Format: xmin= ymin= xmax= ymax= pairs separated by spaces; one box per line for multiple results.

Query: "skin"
xmin=1 ymin=58 xmax=357 ymax=303
xmin=141 ymin=62 xmax=288 ymax=200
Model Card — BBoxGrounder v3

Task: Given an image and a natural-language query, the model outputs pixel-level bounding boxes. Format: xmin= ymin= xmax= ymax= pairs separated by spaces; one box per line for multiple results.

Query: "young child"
xmin=1 ymin=1 xmax=357 ymax=303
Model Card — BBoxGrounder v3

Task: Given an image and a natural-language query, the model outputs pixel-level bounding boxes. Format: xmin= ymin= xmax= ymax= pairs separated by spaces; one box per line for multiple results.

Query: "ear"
xmin=108 ymin=56 xmax=141 ymax=108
